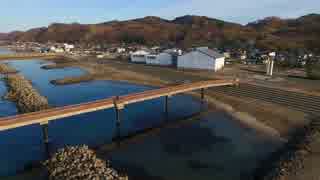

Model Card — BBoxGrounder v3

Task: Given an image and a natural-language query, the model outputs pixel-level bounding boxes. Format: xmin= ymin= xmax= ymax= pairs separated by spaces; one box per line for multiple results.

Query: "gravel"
xmin=44 ymin=145 xmax=128 ymax=180
xmin=3 ymin=73 xmax=49 ymax=113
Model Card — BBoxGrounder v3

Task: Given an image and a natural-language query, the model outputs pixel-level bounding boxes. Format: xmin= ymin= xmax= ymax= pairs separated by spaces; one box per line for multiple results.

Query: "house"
xmin=240 ymin=55 xmax=247 ymax=60
xmin=177 ymin=47 xmax=225 ymax=71
xmin=145 ymin=48 xmax=182 ymax=66
xmin=130 ymin=50 xmax=150 ymax=63
xmin=50 ymin=46 xmax=64 ymax=53
xmin=63 ymin=44 xmax=75 ymax=52
xmin=223 ymin=52 xmax=231 ymax=59
xmin=117 ymin=47 xmax=126 ymax=54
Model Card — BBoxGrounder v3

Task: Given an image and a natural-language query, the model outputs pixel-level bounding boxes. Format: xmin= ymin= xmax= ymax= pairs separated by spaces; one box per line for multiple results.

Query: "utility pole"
xmin=266 ymin=52 xmax=276 ymax=76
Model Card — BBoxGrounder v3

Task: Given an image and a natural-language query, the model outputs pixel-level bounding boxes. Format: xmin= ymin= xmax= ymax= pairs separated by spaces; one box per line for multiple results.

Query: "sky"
xmin=0 ymin=0 xmax=319 ymax=32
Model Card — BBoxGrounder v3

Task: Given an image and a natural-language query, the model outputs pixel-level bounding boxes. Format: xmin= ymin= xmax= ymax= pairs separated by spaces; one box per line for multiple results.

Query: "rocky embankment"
xmin=44 ymin=145 xmax=128 ymax=180
xmin=2 ymin=69 xmax=49 ymax=113
xmin=0 ymin=63 xmax=18 ymax=74
xmin=255 ymin=118 xmax=319 ymax=180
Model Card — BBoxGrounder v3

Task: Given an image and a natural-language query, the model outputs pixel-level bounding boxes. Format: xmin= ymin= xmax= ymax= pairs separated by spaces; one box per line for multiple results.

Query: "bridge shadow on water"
xmin=97 ymin=111 xmax=283 ymax=180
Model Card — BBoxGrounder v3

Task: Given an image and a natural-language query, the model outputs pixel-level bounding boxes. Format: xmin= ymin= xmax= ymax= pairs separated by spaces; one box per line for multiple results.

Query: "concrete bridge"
xmin=0 ymin=79 xmax=237 ymax=153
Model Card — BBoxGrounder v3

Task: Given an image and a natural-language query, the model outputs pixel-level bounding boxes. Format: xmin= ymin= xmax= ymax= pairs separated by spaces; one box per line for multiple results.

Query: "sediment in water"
xmin=3 ymin=73 xmax=49 ymax=113
xmin=50 ymin=75 xmax=95 ymax=85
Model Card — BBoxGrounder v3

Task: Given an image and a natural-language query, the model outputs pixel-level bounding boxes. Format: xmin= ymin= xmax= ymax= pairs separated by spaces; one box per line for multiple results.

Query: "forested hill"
xmin=2 ymin=14 xmax=320 ymax=52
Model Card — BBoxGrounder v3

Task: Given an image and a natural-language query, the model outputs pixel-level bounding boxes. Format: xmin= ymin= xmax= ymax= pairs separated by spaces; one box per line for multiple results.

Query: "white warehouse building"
xmin=177 ymin=47 xmax=225 ymax=71
xmin=146 ymin=52 xmax=173 ymax=66
xmin=130 ymin=50 xmax=150 ymax=63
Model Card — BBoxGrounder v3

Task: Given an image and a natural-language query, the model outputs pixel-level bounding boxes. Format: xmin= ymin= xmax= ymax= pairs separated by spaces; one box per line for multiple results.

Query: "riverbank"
xmin=255 ymin=117 xmax=318 ymax=180
xmin=0 ymin=53 xmax=58 ymax=61
xmin=1 ymin=64 xmax=49 ymax=113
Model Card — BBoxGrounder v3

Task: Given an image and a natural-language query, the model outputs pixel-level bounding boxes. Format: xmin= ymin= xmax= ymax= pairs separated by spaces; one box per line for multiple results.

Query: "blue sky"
xmin=1 ymin=0 xmax=319 ymax=32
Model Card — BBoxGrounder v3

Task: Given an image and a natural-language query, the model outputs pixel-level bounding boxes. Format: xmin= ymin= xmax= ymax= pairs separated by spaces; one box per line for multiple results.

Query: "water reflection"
xmin=107 ymin=112 xmax=283 ymax=180
xmin=0 ymin=80 xmax=18 ymax=117
xmin=0 ymin=48 xmax=13 ymax=55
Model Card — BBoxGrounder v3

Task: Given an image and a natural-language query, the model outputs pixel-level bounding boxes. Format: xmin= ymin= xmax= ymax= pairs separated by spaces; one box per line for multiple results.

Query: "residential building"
xmin=130 ymin=50 xmax=150 ymax=63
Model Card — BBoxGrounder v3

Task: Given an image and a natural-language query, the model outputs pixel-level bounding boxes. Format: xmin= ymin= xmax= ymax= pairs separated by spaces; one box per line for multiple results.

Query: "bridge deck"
xmin=0 ymin=80 xmax=235 ymax=131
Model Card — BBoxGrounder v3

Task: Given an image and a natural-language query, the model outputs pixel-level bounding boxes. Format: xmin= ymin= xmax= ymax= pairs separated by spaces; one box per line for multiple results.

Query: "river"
xmin=0 ymin=51 xmax=283 ymax=179
xmin=0 ymin=48 xmax=18 ymax=117
xmin=0 ymin=47 xmax=13 ymax=55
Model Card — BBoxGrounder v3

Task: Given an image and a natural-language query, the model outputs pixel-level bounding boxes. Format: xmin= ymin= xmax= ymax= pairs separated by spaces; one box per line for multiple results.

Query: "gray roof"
xmin=198 ymin=49 xmax=224 ymax=59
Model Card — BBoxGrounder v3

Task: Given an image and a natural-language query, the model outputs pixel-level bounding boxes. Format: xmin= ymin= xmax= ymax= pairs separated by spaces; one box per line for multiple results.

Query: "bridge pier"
xmin=200 ymin=88 xmax=206 ymax=111
xmin=164 ymin=96 xmax=170 ymax=121
xmin=115 ymin=107 xmax=122 ymax=141
xmin=41 ymin=122 xmax=50 ymax=157
xmin=201 ymin=88 xmax=205 ymax=104
xmin=114 ymin=97 xmax=124 ymax=145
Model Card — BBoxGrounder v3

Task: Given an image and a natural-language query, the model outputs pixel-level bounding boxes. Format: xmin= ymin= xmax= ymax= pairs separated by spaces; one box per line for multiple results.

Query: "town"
xmin=3 ymin=40 xmax=320 ymax=76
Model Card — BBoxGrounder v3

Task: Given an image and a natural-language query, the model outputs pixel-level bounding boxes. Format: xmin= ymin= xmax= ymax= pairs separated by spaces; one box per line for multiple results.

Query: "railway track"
xmin=211 ymin=83 xmax=320 ymax=117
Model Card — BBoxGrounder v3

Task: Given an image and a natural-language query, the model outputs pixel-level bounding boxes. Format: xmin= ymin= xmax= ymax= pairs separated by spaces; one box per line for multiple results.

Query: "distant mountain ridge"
xmin=0 ymin=33 xmax=9 ymax=40
xmin=2 ymin=14 xmax=320 ymax=52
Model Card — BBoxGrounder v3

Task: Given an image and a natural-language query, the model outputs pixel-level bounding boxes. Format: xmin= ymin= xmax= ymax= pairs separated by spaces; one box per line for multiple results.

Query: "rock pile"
xmin=44 ymin=145 xmax=128 ymax=180
xmin=0 ymin=63 xmax=18 ymax=74
xmin=4 ymin=74 xmax=49 ymax=113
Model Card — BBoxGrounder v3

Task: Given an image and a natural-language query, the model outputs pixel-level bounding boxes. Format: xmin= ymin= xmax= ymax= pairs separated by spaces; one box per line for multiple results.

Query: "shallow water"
xmin=0 ymin=59 xmax=202 ymax=176
xmin=0 ymin=48 xmax=18 ymax=117
xmin=0 ymin=48 xmax=13 ymax=55
xmin=107 ymin=112 xmax=282 ymax=180
xmin=0 ymin=80 xmax=18 ymax=117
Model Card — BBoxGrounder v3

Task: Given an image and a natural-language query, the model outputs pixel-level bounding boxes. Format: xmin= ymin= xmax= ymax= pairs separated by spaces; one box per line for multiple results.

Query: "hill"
xmin=0 ymin=33 xmax=8 ymax=40
xmin=247 ymin=14 xmax=320 ymax=52
xmin=4 ymin=14 xmax=320 ymax=52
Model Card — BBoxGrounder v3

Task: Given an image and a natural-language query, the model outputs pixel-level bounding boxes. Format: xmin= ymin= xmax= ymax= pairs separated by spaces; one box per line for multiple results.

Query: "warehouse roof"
xmin=198 ymin=49 xmax=224 ymax=59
